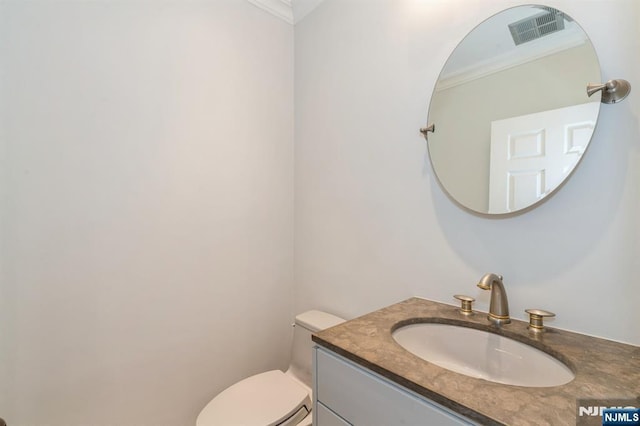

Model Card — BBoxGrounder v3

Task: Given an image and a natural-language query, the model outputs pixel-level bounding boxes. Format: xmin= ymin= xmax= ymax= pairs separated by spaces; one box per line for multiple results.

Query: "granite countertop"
xmin=312 ymin=297 xmax=640 ymax=426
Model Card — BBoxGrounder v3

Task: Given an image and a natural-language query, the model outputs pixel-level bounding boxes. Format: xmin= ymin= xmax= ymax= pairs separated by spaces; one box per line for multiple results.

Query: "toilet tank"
xmin=289 ymin=310 xmax=345 ymax=387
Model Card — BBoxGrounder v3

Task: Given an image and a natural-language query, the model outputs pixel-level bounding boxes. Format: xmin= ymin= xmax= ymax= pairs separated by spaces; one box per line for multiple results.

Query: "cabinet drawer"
xmin=316 ymin=401 xmax=351 ymax=426
xmin=315 ymin=347 xmax=472 ymax=426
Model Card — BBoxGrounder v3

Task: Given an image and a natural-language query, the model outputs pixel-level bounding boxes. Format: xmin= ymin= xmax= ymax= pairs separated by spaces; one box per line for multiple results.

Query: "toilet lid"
xmin=196 ymin=370 xmax=311 ymax=426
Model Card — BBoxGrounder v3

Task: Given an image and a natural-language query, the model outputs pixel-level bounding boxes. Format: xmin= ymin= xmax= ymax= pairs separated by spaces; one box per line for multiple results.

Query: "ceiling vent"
xmin=509 ymin=9 xmax=566 ymax=46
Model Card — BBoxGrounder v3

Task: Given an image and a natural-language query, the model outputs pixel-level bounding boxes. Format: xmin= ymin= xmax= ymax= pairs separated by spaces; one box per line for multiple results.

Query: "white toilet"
xmin=196 ymin=310 xmax=345 ymax=426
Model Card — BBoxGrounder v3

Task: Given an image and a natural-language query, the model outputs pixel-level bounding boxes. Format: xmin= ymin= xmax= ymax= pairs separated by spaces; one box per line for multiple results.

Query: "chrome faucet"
xmin=477 ymin=273 xmax=510 ymax=325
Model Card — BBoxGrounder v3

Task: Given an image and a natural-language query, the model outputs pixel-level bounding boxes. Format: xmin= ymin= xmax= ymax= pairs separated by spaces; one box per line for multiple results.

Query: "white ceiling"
xmin=247 ymin=0 xmax=326 ymax=24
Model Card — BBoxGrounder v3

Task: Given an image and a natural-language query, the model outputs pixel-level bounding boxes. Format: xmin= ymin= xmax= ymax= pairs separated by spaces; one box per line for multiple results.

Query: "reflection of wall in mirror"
xmin=429 ymin=43 xmax=599 ymax=213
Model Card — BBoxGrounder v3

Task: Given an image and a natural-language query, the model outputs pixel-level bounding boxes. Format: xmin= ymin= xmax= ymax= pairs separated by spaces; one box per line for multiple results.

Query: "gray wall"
xmin=0 ymin=1 xmax=294 ymax=424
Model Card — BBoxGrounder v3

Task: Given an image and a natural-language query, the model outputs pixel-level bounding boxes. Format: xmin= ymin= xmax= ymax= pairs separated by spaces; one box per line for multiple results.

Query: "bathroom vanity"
xmin=311 ymin=298 xmax=640 ymax=425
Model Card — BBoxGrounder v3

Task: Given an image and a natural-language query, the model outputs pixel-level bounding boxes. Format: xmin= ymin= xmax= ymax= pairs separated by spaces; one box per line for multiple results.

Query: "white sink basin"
xmin=392 ymin=323 xmax=574 ymax=387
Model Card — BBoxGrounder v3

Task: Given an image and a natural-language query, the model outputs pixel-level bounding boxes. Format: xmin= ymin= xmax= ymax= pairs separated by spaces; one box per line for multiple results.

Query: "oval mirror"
xmin=427 ymin=5 xmax=601 ymax=214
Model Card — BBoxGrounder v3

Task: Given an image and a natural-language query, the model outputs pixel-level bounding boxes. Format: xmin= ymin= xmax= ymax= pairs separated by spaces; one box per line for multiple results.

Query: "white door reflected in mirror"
xmin=488 ymin=103 xmax=599 ymax=213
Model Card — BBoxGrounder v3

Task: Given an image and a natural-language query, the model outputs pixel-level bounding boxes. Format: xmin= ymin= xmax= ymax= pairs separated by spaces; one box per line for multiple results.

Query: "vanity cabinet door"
xmin=316 ymin=401 xmax=351 ymax=426
xmin=314 ymin=347 xmax=473 ymax=426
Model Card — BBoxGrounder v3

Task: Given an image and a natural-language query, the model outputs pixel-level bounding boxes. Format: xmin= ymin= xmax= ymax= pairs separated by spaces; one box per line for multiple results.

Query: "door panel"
xmin=489 ymin=102 xmax=598 ymax=213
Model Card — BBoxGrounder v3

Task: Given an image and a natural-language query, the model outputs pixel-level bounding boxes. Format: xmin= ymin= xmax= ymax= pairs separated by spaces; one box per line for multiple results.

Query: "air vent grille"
xmin=509 ymin=10 xmax=565 ymax=45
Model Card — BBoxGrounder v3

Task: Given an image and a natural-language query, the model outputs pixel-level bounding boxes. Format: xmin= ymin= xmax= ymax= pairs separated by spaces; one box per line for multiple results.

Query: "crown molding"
xmin=436 ymin=32 xmax=588 ymax=92
xmin=247 ymin=0 xmax=294 ymax=24
xmin=247 ymin=0 xmax=325 ymax=25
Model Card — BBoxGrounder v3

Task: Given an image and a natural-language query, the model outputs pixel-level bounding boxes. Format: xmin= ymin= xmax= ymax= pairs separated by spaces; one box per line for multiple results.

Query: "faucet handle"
xmin=454 ymin=294 xmax=475 ymax=315
xmin=525 ymin=309 xmax=555 ymax=332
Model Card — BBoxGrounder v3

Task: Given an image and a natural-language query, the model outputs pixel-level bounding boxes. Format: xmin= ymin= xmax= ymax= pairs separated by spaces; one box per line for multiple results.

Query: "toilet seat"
xmin=196 ymin=370 xmax=312 ymax=426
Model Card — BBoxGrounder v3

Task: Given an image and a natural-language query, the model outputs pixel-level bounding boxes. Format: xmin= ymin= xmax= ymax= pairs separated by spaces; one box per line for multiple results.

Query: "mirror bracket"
xmin=419 ymin=123 xmax=435 ymax=140
xmin=587 ymin=79 xmax=631 ymax=104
